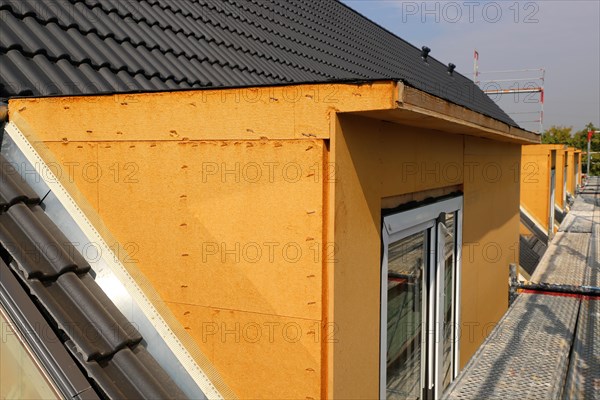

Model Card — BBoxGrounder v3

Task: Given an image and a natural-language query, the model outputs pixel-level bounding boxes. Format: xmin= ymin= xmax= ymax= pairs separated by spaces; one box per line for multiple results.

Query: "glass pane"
xmin=441 ymin=213 xmax=455 ymax=390
xmin=0 ymin=311 xmax=59 ymax=400
xmin=386 ymin=231 xmax=426 ymax=400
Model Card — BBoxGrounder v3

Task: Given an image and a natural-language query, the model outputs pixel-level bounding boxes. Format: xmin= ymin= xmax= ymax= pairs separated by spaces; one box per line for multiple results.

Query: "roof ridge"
xmin=226 ymin=0 xmax=392 ymax=77
xmin=328 ymin=0 xmax=487 ymax=86
xmin=290 ymin=0 xmax=404 ymax=65
xmin=176 ymin=0 xmax=379 ymax=78
xmin=254 ymin=0 xmax=388 ymax=63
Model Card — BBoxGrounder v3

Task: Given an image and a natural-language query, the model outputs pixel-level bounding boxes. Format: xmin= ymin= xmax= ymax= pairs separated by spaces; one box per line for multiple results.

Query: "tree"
xmin=541 ymin=123 xmax=600 ymax=175
xmin=572 ymin=122 xmax=600 ymax=151
xmin=571 ymin=129 xmax=588 ymax=151
xmin=541 ymin=125 xmax=573 ymax=145
xmin=575 ymin=123 xmax=600 ymax=175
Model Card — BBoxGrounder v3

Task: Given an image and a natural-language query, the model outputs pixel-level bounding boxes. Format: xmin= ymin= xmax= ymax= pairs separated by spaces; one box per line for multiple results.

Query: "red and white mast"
xmin=473 ymin=51 xmax=545 ymax=133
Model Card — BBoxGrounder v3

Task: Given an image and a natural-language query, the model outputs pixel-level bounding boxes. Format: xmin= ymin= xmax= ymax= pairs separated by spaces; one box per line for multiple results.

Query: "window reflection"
xmin=386 ymin=231 xmax=426 ymax=400
xmin=441 ymin=212 xmax=455 ymax=390
xmin=383 ymin=198 xmax=462 ymax=400
xmin=0 ymin=310 xmax=59 ymax=400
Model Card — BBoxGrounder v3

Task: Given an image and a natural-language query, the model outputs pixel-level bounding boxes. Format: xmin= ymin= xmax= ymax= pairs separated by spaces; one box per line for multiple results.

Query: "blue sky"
xmin=341 ymin=1 xmax=600 ymax=133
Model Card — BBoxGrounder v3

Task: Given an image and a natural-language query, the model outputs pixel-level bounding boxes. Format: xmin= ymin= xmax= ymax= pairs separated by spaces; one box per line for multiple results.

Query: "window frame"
xmin=0 ymin=259 xmax=97 ymax=399
xmin=380 ymin=195 xmax=463 ymax=399
xmin=549 ymin=150 xmax=556 ymax=235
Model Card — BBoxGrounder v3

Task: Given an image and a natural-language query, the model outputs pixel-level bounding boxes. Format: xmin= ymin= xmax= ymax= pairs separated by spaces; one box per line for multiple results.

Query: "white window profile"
xmin=381 ymin=195 xmax=463 ymax=400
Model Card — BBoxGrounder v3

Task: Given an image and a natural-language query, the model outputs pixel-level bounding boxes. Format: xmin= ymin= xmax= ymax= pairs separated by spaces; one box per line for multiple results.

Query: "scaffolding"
xmin=474 ymin=50 xmax=545 ymax=133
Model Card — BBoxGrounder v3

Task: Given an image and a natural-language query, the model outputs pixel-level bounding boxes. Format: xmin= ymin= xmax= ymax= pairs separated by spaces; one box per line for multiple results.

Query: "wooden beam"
xmin=397 ymin=85 xmax=540 ymax=144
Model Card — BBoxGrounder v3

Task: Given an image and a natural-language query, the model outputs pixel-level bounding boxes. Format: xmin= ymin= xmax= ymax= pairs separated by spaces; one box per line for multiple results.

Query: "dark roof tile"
xmin=148 ymin=48 xmax=177 ymax=80
xmin=71 ymin=2 xmax=97 ymax=32
xmin=0 ymin=159 xmax=186 ymax=397
xmin=164 ymin=77 xmax=181 ymax=90
xmin=0 ymin=154 xmax=40 ymax=208
xmin=519 ymin=235 xmax=542 ymax=276
xmin=26 ymin=272 xmax=142 ymax=361
xmin=0 ymin=0 xmax=517 ymax=126
xmin=87 ymin=34 xmax=127 ymax=70
xmin=0 ymin=54 xmax=35 ymax=96
xmin=4 ymin=50 xmax=48 ymax=95
xmin=130 ymin=72 xmax=157 ymax=91
xmin=116 ymin=69 xmax=139 ymax=90
xmin=117 ymin=15 xmax=146 ymax=45
xmin=37 ymin=22 xmax=74 ymax=59
xmin=0 ymin=14 xmax=21 ymax=49
xmin=68 ymin=342 xmax=185 ymax=400
xmin=0 ymin=204 xmax=90 ymax=279
xmin=42 ymin=57 xmax=86 ymax=95
xmin=17 ymin=0 xmax=60 ymax=22
xmin=77 ymin=62 xmax=113 ymax=92
xmin=62 ymin=27 xmax=95 ymax=63
xmin=96 ymin=65 xmax=126 ymax=91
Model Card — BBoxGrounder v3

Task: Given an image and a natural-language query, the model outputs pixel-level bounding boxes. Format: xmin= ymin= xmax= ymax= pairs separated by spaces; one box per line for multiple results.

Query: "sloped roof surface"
xmin=519 ymin=235 xmax=545 ymax=276
xmin=0 ymin=0 xmax=517 ymax=126
xmin=0 ymin=153 xmax=186 ymax=399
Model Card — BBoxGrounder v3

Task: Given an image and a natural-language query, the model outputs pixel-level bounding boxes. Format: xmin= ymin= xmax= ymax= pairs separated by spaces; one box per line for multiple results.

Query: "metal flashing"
xmin=1 ymin=122 xmax=222 ymax=399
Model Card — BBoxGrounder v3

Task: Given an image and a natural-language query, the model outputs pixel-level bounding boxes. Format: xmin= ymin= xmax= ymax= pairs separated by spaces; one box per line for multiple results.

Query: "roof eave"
xmin=7 ymin=81 xmax=539 ymax=144
xmin=345 ymin=81 xmax=540 ymax=144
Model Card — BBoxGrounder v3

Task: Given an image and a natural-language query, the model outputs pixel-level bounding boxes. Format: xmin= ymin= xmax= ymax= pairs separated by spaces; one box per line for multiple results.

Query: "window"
xmin=0 ymin=258 xmax=94 ymax=399
xmin=563 ymin=158 xmax=568 ymax=204
xmin=574 ymin=155 xmax=580 ymax=193
xmin=381 ymin=196 xmax=463 ymax=400
xmin=549 ymin=150 xmax=556 ymax=235
xmin=0 ymin=310 xmax=60 ymax=400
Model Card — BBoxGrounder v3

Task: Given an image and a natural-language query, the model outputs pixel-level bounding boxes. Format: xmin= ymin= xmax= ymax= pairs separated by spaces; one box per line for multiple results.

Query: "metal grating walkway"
xmin=445 ymin=177 xmax=600 ymax=400
xmin=531 ymin=232 xmax=591 ymax=286
xmin=564 ymin=298 xmax=600 ymax=398
xmin=445 ymin=293 xmax=579 ymax=400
